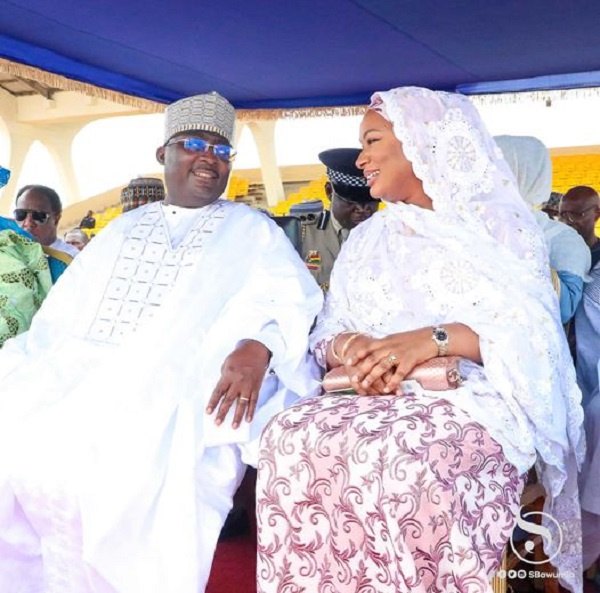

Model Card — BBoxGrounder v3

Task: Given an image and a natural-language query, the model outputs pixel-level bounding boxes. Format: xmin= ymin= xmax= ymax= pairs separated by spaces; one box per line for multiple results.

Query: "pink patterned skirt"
xmin=256 ymin=392 xmax=525 ymax=593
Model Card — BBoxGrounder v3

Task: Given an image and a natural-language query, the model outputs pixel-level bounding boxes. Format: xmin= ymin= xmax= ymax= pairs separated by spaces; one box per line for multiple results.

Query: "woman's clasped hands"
xmin=337 ymin=328 xmax=437 ymax=396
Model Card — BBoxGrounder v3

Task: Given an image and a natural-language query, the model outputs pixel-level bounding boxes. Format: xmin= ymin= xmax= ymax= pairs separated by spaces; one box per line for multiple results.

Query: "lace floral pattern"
xmin=428 ymin=107 xmax=495 ymax=204
xmin=257 ymin=393 xmax=525 ymax=593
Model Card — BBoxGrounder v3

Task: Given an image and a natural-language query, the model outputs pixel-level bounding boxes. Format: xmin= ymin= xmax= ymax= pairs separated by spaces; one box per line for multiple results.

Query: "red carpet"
xmin=206 ymin=531 xmax=257 ymax=593
xmin=206 ymin=468 xmax=258 ymax=593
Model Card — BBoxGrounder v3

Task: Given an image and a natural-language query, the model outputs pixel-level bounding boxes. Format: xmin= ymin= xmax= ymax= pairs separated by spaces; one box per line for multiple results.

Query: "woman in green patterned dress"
xmin=0 ymin=217 xmax=53 ymax=347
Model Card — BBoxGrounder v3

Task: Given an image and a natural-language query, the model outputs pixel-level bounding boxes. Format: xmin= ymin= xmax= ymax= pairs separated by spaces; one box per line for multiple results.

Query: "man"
xmin=14 ymin=184 xmax=79 ymax=257
xmin=302 ymin=148 xmax=379 ymax=290
xmin=64 ymin=227 xmax=89 ymax=251
xmin=0 ymin=169 xmax=53 ymax=346
xmin=559 ymin=185 xmax=600 ymax=269
xmin=0 ymin=92 xmax=322 ymax=593
xmin=576 ymin=266 xmax=600 ymax=573
xmin=79 ymin=209 xmax=96 ymax=228
xmin=575 ymin=262 xmax=600 ymax=408
xmin=2 ymin=169 xmax=68 ymax=283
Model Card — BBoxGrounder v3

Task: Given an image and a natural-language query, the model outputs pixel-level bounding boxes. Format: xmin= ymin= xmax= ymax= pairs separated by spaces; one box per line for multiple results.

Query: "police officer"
xmin=302 ymin=148 xmax=379 ymax=291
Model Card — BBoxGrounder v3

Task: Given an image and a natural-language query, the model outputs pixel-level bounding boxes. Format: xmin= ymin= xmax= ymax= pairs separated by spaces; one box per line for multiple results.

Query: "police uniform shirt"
xmin=302 ymin=211 xmax=347 ymax=291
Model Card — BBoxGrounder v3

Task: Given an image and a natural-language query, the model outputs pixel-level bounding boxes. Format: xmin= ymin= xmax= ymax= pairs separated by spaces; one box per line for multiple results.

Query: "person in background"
xmin=575 ymin=261 xmax=600 ymax=409
xmin=541 ymin=191 xmax=562 ymax=219
xmin=0 ymin=169 xmax=53 ymax=346
xmin=64 ymin=227 xmax=89 ymax=251
xmin=495 ymin=135 xmax=590 ymax=323
xmin=0 ymin=92 xmax=322 ymax=593
xmin=560 ymin=185 xmax=600 ymax=269
xmin=301 ymin=148 xmax=379 ymax=291
xmin=580 ymin=380 xmax=600 ymax=578
xmin=79 ymin=209 xmax=96 ymax=229
xmin=0 ymin=217 xmax=52 ymax=347
xmin=120 ymin=177 xmax=165 ymax=212
xmin=14 ymin=184 xmax=79 ymax=258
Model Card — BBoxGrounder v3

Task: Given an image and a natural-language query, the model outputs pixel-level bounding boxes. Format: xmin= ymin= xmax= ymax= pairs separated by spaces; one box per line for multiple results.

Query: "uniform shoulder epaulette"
xmin=317 ymin=210 xmax=330 ymax=230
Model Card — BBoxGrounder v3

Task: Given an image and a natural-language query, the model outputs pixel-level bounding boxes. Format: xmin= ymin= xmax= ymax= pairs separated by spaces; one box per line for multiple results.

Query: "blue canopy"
xmin=1 ymin=0 xmax=599 ymax=109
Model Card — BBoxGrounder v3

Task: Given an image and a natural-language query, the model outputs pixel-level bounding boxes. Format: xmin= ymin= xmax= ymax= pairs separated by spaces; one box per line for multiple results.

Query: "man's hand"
xmin=206 ymin=339 xmax=271 ymax=429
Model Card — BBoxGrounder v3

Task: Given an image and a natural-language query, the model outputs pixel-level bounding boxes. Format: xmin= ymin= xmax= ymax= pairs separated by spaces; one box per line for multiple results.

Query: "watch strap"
xmin=432 ymin=326 xmax=449 ymax=356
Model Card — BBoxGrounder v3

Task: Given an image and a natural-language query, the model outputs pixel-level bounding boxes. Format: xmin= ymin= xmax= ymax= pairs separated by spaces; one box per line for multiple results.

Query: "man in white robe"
xmin=0 ymin=92 xmax=322 ymax=593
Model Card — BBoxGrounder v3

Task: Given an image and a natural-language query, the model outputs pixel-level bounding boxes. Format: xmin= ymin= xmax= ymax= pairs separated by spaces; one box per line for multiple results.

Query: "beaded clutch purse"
xmin=322 ymin=356 xmax=464 ymax=394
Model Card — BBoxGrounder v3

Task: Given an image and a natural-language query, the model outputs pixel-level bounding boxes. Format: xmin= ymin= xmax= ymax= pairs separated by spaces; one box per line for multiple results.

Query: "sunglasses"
xmin=558 ymin=206 xmax=596 ymax=223
xmin=14 ymin=209 xmax=52 ymax=224
xmin=335 ymin=193 xmax=378 ymax=209
xmin=165 ymin=137 xmax=236 ymax=162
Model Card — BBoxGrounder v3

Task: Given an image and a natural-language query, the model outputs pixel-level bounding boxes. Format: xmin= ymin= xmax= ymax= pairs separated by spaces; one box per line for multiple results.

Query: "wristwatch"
xmin=432 ymin=326 xmax=449 ymax=356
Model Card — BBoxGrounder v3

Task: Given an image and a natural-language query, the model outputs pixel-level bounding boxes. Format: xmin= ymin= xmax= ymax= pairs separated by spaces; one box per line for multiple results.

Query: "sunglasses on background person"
xmin=164 ymin=137 xmax=237 ymax=163
xmin=334 ymin=193 xmax=379 ymax=210
xmin=13 ymin=209 xmax=52 ymax=224
xmin=558 ymin=206 xmax=597 ymax=223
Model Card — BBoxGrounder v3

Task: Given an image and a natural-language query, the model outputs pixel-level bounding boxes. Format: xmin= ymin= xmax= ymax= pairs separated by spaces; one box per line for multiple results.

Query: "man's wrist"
xmin=237 ymin=338 xmax=272 ymax=362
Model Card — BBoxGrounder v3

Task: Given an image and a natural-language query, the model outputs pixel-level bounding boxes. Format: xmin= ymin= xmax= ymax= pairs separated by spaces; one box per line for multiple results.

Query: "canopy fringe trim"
xmin=6 ymin=56 xmax=598 ymax=117
xmin=469 ymin=86 xmax=600 ymax=106
xmin=237 ymin=105 xmax=367 ymax=121
xmin=0 ymin=58 xmax=165 ymax=113
xmin=0 ymin=60 xmax=368 ymax=119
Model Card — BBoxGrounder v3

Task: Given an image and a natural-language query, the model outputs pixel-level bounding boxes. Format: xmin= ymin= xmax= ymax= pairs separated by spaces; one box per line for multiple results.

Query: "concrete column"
xmin=248 ymin=120 xmax=284 ymax=207
xmin=0 ymin=132 xmax=34 ymax=214
xmin=36 ymin=122 xmax=86 ymax=207
xmin=0 ymin=91 xmax=37 ymax=214
xmin=0 ymin=89 xmax=144 ymax=214
xmin=225 ymin=120 xmax=246 ymax=198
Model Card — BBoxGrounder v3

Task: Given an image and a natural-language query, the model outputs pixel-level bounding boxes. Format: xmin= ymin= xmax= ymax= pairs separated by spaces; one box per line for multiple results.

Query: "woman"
xmin=494 ymin=135 xmax=590 ymax=323
xmin=256 ymin=88 xmax=584 ymax=593
xmin=0 ymin=217 xmax=53 ymax=346
xmin=0 ymin=169 xmax=53 ymax=344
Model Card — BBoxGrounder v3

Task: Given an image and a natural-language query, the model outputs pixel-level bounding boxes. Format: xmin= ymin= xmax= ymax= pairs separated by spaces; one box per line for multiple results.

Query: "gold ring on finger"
xmin=239 ymin=396 xmax=250 ymax=402
xmin=387 ymin=354 xmax=398 ymax=365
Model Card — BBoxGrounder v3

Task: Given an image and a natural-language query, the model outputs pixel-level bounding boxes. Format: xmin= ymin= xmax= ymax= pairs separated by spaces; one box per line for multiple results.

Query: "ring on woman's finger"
xmin=387 ymin=354 xmax=398 ymax=366
xmin=239 ymin=396 xmax=250 ymax=402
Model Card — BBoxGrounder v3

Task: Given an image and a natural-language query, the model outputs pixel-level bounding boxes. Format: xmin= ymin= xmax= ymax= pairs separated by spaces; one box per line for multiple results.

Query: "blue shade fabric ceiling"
xmin=0 ymin=0 xmax=599 ymax=109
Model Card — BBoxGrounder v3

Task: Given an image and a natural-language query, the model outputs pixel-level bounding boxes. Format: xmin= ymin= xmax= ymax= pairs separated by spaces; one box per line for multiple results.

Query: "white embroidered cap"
xmin=164 ymin=92 xmax=235 ymax=144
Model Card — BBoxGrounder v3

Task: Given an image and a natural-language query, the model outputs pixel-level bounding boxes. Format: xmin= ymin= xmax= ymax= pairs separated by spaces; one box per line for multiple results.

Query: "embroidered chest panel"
xmin=86 ymin=203 xmax=225 ymax=345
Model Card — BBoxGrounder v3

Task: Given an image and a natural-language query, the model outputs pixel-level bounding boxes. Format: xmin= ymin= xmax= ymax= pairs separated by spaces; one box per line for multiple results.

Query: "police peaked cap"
xmin=318 ymin=148 xmax=378 ymax=204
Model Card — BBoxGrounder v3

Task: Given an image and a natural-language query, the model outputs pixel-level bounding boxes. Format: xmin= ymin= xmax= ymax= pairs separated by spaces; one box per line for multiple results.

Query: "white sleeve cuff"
xmin=237 ymin=321 xmax=285 ymax=369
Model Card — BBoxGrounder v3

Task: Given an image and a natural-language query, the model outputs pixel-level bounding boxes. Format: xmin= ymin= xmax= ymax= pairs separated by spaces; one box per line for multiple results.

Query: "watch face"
xmin=434 ymin=328 xmax=448 ymax=342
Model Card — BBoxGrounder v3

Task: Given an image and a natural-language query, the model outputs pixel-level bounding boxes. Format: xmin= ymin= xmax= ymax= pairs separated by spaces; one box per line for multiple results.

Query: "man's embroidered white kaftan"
xmin=0 ymin=200 xmax=322 ymax=593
